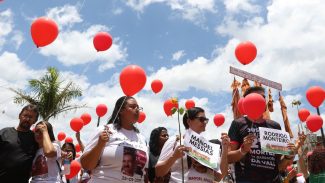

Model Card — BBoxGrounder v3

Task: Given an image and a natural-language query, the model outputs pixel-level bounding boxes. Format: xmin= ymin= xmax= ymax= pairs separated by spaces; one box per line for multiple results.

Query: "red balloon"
xmin=80 ymin=113 xmax=92 ymax=125
xmin=298 ymin=108 xmax=310 ymax=122
xmin=65 ymin=137 xmax=73 ymax=143
xmin=93 ymin=32 xmax=113 ymax=52
xmin=243 ymin=93 xmax=266 ymax=120
xmin=306 ymin=115 xmax=323 ymax=132
xmin=138 ymin=112 xmax=146 ymax=123
xmin=31 ymin=17 xmax=59 ymax=47
xmin=96 ymin=104 xmax=108 ymax=117
xmin=185 ymin=100 xmax=195 ymax=110
xmin=213 ymin=114 xmax=225 ymax=127
xmin=65 ymin=160 xmax=81 ymax=179
xmin=306 ymin=86 xmax=325 ymax=107
xmin=70 ymin=118 xmax=84 ymax=132
xmin=119 ymin=65 xmax=147 ymax=96
xmin=75 ymin=144 xmax=81 ymax=153
xmin=57 ymin=132 xmax=66 ymax=141
xmin=151 ymin=79 xmax=163 ymax=94
xmin=238 ymin=98 xmax=245 ymax=115
xmin=163 ymin=99 xmax=179 ymax=116
xmin=235 ymin=41 xmax=257 ymax=65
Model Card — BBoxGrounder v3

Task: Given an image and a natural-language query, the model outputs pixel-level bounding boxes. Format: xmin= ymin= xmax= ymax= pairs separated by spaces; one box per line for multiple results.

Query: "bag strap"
xmin=56 ymin=160 xmax=63 ymax=181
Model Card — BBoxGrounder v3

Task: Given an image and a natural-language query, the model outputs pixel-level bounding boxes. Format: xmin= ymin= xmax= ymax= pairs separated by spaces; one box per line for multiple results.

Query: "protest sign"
xmin=184 ymin=130 xmax=220 ymax=170
xmin=259 ymin=127 xmax=292 ymax=155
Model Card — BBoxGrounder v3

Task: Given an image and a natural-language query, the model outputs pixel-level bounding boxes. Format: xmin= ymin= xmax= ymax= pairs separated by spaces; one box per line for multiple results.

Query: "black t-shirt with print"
xmin=0 ymin=127 xmax=38 ymax=183
xmin=228 ymin=117 xmax=282 ymax=183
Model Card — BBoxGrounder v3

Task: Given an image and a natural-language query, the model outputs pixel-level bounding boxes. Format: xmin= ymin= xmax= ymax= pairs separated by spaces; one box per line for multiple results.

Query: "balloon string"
xmin=80 ymin=61 xmax=91 ymax=76
xmin=77 ymin=0 xmax=86 ymax=13
xmin=22 ymin=47 xmax=36 ymax=63
xmin=109 ymin=96 xmax=127 ymax=124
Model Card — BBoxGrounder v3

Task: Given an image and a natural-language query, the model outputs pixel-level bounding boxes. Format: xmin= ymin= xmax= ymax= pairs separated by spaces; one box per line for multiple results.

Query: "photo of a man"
xmin=121 ymin=147 xmax=136 ymax=176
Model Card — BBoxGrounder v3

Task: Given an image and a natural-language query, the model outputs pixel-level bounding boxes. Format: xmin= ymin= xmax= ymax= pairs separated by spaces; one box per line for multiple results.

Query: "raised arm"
xmin=80 ymin=130 xmax=110 ymax=170
xmin=37 ymin=122 xmax=56 ymax=157
xmin=215 ymin=133 xmax=230 ymax=181
xmin=228 ymin=134 xmax=255 ymax=163
xmin=76 ymin=131 xmax=85 ymax=152
xmin=155 ymin=145 xmax=188 ymax=177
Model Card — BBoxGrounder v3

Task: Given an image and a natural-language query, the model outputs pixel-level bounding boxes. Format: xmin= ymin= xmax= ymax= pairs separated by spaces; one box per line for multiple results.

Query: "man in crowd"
xmin=227 ymin=86 xmax=296 ymax=183
xmin=0 ymin=104 xmax=39 ymax=182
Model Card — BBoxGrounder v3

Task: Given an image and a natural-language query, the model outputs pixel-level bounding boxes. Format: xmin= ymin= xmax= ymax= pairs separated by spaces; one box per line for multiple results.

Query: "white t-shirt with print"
xmin=186 ymin=167 xmax=215 ymax=183
xmin=157 ymin=130 xmax=220 ymax=183
xmin=157 ymin=136 xmax=189 ymax=183
xmin=30 ymin=142 xmax=61 ymax=183
xmin=83 ymin=124 xmax=148 ymax=183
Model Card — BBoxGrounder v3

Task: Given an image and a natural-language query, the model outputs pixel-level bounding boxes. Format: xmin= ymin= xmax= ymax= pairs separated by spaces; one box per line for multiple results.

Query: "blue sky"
xmin=0 ymin=0 xmax=324 ymax=143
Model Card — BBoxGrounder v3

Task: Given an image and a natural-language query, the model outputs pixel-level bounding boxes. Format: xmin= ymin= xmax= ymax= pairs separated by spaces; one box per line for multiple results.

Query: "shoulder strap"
xmin=56 ymin=160 xmax=63 ymax=180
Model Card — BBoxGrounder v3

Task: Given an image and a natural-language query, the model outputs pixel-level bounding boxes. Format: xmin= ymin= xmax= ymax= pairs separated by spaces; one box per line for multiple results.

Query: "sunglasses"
xmin=194 ymin=116 xmax=209 ymax=124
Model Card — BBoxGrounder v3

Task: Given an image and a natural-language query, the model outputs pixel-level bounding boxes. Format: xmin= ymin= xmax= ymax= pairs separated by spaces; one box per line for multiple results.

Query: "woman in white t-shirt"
xmin=30 ymin=121 xmax=61 ymax=183
xmin=81 ymin=96 xmax=149 ymax=183
xmin=156 ymin=107 xmax=230 ymax=183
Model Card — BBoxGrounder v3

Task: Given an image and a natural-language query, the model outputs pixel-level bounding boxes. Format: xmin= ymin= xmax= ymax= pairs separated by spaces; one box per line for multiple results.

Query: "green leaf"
xmin=171 ymin=107 xmax=177 ymax=114
xmin=179 ymin=107 xmax=184 ymax=115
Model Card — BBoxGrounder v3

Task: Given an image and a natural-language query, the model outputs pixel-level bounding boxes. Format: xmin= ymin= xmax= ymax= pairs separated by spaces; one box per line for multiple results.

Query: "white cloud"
xmin=215 ymin=0 xmax=325 ymax=90
xmin=10 ymin=31 xmax=24 ymax=49
xmin=172 ymin=50 xmax=185 ymax=61
xmin=0 ymin=52 xmax=40 ymax=86
xmin=39 ymin=6 xmax=128 ymax=72
xmin=113 ymin=8 xmax=123 ymax=15
xmin=46 ymin=5 xmax=82 ymax=29
xmin=0 ymin=9 xmax=13 ymax=48
xmin=224 ymin=0 xmax=261 ymax=14
xmin=125 ymin=0 xmax=217 ymax=25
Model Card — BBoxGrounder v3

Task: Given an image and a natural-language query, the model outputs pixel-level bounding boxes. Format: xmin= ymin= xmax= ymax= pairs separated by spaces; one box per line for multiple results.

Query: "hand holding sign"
xmin=173 ymin=145 xmax=189 ymax=159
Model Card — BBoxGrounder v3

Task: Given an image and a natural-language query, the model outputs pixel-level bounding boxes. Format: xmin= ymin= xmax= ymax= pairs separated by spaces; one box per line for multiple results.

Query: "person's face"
xmin=122 ymin=154 xmax=134 ymax=175
xmin=159 ymin=130 xmax=169 ymax=147
xmin=120 ymin=98 xmax=142 ymax=123
xmin=18 ymin=109 xmax=38 ymax=131
xmin=188 ymin=112 xmax=208 ymax=134
xmin=62 ymin=144 xmax=74 ymax=161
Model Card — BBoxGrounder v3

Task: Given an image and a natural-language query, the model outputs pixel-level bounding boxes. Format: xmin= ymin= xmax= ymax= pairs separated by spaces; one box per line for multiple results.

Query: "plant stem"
xmin=177 ymin=110 xmax=184 ymax=183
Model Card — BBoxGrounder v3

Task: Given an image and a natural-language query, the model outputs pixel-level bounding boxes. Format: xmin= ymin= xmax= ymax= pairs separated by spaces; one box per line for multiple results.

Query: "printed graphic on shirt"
xmin=121 ymin=146 xmax=147 ymax=182
xmin=31 ymin=155 xmax=48 ymax=178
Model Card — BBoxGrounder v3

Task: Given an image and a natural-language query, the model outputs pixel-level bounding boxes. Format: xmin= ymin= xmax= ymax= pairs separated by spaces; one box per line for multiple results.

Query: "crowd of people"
xmin=0 ymin=86 xmax=324 ymax=183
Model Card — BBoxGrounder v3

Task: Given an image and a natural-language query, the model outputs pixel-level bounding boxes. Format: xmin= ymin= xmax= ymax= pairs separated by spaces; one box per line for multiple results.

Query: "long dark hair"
xmin=36 ymin=121 xmax=55 ymax=142
xmin=149 ymin=127 xmax=167 ymax=156
xmin=183 ymin=107 xmax=205 ymax=129
xmin=308 ymin=148 xmax=325 ymax=174
xmin=107 ymin=96 xmax=139 ymax=133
